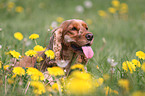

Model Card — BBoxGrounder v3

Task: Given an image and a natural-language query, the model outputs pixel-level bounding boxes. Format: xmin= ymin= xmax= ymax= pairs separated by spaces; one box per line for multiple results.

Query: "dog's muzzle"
xmin=85 ymin=33 xmax=93 ymax=41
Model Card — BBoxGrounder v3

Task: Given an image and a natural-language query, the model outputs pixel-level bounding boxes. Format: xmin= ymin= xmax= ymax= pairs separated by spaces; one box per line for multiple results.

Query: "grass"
xmin=0 ymin=0 xmax=145 ymax=96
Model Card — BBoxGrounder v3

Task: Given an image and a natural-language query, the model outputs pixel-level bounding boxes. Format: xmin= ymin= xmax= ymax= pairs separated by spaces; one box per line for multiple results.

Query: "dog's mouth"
xmin=71 ymin=43 xmax=94 ymax=59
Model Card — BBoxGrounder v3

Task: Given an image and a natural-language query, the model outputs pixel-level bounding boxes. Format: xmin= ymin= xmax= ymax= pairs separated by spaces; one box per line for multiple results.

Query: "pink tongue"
xmin=82 ymin=46 xmax=94 ymax=59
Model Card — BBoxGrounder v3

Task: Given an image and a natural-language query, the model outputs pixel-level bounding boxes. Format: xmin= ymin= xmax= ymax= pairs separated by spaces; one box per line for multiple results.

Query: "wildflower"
xmin=108 ymin=7 xmax=116 ymax=14
xmin=25 ymin=50 xmax=37 ymax=57
xmin=29 ymin=34 xmax=39 ymax=40
xmin=96 ymin=78 xmax=104 ymax=87
xmin=119 ymin=3 xmax=128 ymax=14
xmin=118 ymin=79 xmax=129 ymax=91
xmin=132 ymin=91 xmax=145 ymax=96
xmin=132 ymin=59 xmax=141 ymax=67
xmin=66 ymin=71 xmax=94 ymax=95
xmin=51 ymin=21 xmax=58 ymax=28
xmin=98 ymin=10 xmax=107 ymax=17
xmin=96 ymin=65 xmax=99 ymax=69
xmin=7 ymin=78 xmax=14 ymax=84
xmin=84 ymin=0 xmax=93 ymax=8
xmin=111 ymin=0 xmax=120 ymax=8
xmin=9 ymin=50 xmax=21 ymax=59
xmin=104 ymin=86 xmax=118 ymax=96
xmin=0 ymin=61 xmax=2 ymax=68
xmin=15 ymin=6 xmax=24 ymax=13
xmin=70 ymin=64 xmax=85 ymax=72
xmin=0 ymin=45 xmax=2 ymax=49
xmin=141 ymin=62 xmax=145 ymax=72
xmin=47 ymin=67 xmax=64 ymax=76
xmin=107 ymin=58 xmax=118 ymax=67
xmin=12 ymin=67 xmax=25 ymax=76
xmin=122 ymin=61 xmax=136 ymax=73
xmin=136 ymin=51 xmax=145 ymax=60
xmin=33 ymin=45 xmax=45 ymax=51
xmin=45 ymin=50 xmax=55 ymax=59
xmin=76 ymin=5 xmax=84 ymax=13
xmin=86 ymin=19 xmax=93 ymax=25
xmin=14 ymin=32 xmax=23 ymax=41
xmin=7 ymin=2 xmax=15 ymax=9
xmin=52 ymin=83 xmax=63 ymax=91
xmin=4 ymin=65 xmax=9 ymax=70
xmin=37 ymin=56 xmax=43 ymax=62
xmin=30 ymin=81 xmax=46 ymax=95
xmin=25 ymin=41 xmax=32 ymax=46
xmin=26 ymin=67 xmax=45 ymax=80
xmin=56 ymin=60 xmax=69 ymax=67
xmin=56 ymin=17 xmax=64 ymax=23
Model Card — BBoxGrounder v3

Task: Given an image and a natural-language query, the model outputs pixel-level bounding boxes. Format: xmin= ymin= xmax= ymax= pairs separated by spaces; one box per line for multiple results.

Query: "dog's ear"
xmin=53 ymin=28 xmax=63 ymax=60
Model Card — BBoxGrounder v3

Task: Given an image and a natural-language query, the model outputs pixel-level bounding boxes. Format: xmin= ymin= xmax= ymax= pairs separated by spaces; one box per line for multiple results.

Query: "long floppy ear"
xmin=53 ymin=28 xmax=63 ymax=60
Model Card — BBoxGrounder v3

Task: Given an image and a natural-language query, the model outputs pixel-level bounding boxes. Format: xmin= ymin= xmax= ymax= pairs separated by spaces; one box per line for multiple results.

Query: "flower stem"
xmin=34 ymin=40 xmax=37 ymax=45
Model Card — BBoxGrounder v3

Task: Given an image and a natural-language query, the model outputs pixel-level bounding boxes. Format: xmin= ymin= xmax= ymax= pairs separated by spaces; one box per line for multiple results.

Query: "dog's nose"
xmin=85 ymin=33 xmax=93 ymax=41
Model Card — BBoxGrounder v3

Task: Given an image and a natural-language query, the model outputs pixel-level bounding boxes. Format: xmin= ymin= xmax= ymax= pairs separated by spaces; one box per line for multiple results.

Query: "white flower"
xmin=25 ymin=41 xmax=32 ymax=46
xmin=107 ymin=58 xmax=118 ymax=67
xmin=76 ymin=5 xmax=84 ymax=13
xmin=84 ymin=0 xmax=93 ymax=8
xmin=51 ymin=21 xmax=58 ymax=28
xmin=56 ymin=60 xmax=69 ymax=68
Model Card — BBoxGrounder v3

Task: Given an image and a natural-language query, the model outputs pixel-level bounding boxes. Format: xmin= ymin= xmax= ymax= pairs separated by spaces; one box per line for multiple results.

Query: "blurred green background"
xmin=0 ymin=0 xmax=145 ymax=74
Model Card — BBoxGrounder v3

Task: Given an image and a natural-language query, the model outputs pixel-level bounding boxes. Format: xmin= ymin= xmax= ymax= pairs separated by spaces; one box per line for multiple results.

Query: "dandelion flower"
xmin=12 ymin=67 xmax=25 ymax=76
xmin=25 ymin=50 xmax=37 ymax=57
xmin=9 ymin=50 xmax=21 ymax=59
xmin=98 ymin=10 xmax=107 ymax=17
xmin=56 ymin=17 xmax=64 ymax=23
xmin=37 ymin=56 xmax=43 ymax=62
xmin=70 ymin=64 xmax=85 ymax=72
xmin=33 ymin=45 xmax=45 ymax=51
xmin=112 ymin=0 xmax=120 ymax=8
xmin=96 ymin=78 xmax=104 ymax=87
xmin=14 ymin=32 xmax=23 ymax=41
xmin=0 ymin=61 xmax=2 ymax=69
xmin=47 ymin=67 xmax=64 ymax=76
xmin=7 ymin=2 xmax=15 ymax=9
xmin=141 ymin=62 xmax=145 ymax=72
xmin=104 ymin=86 xmax=118 ymax=95
xmin=122 ymin=61 xmax=136 ymax=73
xmin=4 ymin=65 xmax=10 ymax=70
xmin=108 ymin=7 xmax=116 ymax=14
xmin=29 ymin=33 xmax=39 ymax=40
xmin=118 ymin=79 xmax=129 ymax=91
xmin=7 ymin=78 xmax=14 ymax=84
xmin=45 ymin=50 xmax=55 ymax=59
xmin=119 ymin=3 xmax=128 ymax=14
xmin=136 ymin=51 xmax=145 ymax=60
xmin=132 ymin=59 xmax=141 ymax=67
xmin=15 ymin=6 xmax=24 ymax=13
xmin=52 ymin=83 xmax=63 ymax=91
xmin=30 ymin=81 xmax=46 ymax=95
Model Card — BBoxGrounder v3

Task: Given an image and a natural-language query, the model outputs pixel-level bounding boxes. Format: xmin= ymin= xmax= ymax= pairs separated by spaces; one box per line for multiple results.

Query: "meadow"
xmin=0 ymin=0 xmax=145 ymax=96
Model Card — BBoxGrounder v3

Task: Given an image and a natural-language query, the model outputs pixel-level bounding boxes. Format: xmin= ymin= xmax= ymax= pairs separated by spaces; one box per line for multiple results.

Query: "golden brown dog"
xmin=16 ymin=19 xmax=94 ymax=74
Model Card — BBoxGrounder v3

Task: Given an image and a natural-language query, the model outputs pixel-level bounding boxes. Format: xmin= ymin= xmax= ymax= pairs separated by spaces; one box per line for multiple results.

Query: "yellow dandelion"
xmin=37 ymin=56 xmax=44 ymax=62
xmin=4 ymin=65 xmax=10 ymax=70
xmin=52 ymin=83 xmax=59 ymax=91
xmin=29 ymin=33 xmax=39 ymax=40
xmin=0 ymin=61 xmax=2 ymax=69
xmin=26 ymin=67 xmax=45 ymax=81
xmin=15 ymin=6 xmax=24 ymax=13
xmin=111 ymin=0 xmax=120 ymax=8
xmin=7 ymin=78 xmax=14 ymax=84
xmin=141 ymin=62 xmax=145 ymax=72
xmin=7 ymin=2 xmax=15 ymax=9
xmin=71 ymin=64 xmax=85 ymax=72
xmin=108 ymin=7 xmax=116 ymax=14
xmin=56 ymin=17 xmax=64 ymax=23
xmin=30 ymin=81 xmax=46 ymax=95
xmin=118 ymin=79 xmax=129 ymax=91
xmin=47 ymin=67 xmax=64 ymax=76
xmin=66 ymin=71 xmax=94 ymax=95
xmin=104 ymin=86 xmax=118 ymax=96
xmin=122 ymin=61 xmax=136 ymax=73
xmin=9 ymin=50 xmax=21 ymax=59
xmin=45 ymin=50 xmax=55 ymax=59
xmin=25 ymin=50 xmax=37 ymax=57
xmin=33 ymin=45 xmax=45 ymax=51
xmin=136 ymin=51 xmax=145 ymax=60
xmin=98 ymin=10 xmax=107 ymax=17
xmin=12 ymin=67 xmax=25 ymax=76
xmin=96 ymin=78 xmax=104 ymax=87
xmin=14 ymin=32 xmax=23 ymax=41
xmin=132 ymin=59 xmax=141 ymax=67
xmin=119 ymin=3 xmax=128 ymax=14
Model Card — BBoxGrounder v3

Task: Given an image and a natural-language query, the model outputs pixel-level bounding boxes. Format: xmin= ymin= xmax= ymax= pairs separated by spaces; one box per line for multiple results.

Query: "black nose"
xmin=85 ymin=33 xmax=93 ymax=41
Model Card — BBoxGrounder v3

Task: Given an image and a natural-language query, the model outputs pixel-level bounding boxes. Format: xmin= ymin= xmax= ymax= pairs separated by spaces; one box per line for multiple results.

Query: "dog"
xmin=16 ymin=19 xmax=94 ymax=74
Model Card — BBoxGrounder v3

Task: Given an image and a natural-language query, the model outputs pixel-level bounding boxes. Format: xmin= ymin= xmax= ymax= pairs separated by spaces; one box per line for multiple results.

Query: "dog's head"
xmin=53 ymin=19 xmax=94 ymax=59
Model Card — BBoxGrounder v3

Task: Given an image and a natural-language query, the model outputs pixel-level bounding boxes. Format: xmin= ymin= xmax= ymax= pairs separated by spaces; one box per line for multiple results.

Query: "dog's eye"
xmin=86 ymin=27 xmax=88 ymax=30
xmin=72 ymin=27 xmax=77 ymax=31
